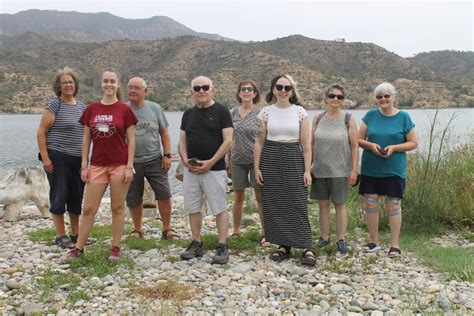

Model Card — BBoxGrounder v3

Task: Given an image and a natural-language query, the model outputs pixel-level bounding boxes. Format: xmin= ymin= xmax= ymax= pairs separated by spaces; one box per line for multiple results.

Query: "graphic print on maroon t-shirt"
xmin=91 ymin=114 xmax=117 ymax=138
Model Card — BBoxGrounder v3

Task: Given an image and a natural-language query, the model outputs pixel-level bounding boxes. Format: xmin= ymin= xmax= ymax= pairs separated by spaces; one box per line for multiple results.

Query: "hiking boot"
xmin=65 ymin=247 xmax=83 ymax=262
xmin=316 ymin=237 xmax=330 ymax=248
xmin=180 ymin=240 xmax=204 ymax=260
xmin=364 ymin=242 xmax=381 ymax=253
xmin=336 ymin=239 xmax=349 ymax=254
xmin=107 ymin=246 xmax=121 ymax=262
xmin=212 ymin=243 xmax=229 ymax=265
xmin=54 ymin=235 xmax=75 ymax=249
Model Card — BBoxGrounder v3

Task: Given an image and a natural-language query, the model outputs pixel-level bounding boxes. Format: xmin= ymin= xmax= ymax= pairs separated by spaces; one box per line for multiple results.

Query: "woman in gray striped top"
xmin=37 ymin=67 xmax=86 ymax=249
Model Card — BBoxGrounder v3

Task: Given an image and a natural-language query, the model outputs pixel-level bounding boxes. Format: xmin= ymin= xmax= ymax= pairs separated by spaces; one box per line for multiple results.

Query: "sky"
xmin=1 ymin=0 xmax=472 ymax=57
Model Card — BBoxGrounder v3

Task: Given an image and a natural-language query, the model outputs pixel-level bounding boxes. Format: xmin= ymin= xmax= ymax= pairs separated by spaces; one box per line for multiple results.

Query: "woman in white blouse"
xmin=254 ymin=74 xmax=315 ymax=266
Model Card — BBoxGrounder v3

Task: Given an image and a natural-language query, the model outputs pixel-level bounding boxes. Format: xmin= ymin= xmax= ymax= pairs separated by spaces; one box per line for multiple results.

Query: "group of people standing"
xmin=37 ymin=67 xmax=417 ymax=266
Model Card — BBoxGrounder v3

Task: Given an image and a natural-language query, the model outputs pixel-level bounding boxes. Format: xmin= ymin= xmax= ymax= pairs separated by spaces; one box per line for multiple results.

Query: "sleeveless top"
xmin=312 ymin=113 xmax=352 ymax=178
xmin=230 ymin=106 xmax=260 ymax=164
xmin=257 ymin=104 xmax=307 ymax=142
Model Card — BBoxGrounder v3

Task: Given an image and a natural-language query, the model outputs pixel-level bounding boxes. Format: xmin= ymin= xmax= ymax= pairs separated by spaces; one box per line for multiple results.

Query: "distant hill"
xmin=0 ymin=9 xmax=230 ymax=42
xmin=0 ymin=10 xmax=472 ymax=112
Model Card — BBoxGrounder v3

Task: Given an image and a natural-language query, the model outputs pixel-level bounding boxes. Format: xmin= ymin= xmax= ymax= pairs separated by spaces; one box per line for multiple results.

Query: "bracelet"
xmin=81 ymin=166 xmax=89 ymax=170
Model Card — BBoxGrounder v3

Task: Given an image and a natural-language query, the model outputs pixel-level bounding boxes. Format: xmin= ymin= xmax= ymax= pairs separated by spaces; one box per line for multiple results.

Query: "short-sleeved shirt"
xmin=230 ymin=106 xmax=260 ymax=164
xmin=128 ymin=100 xmax=169 ymax=163
xmin=45 ymin=96 xmax=85 ymax=157
xmin=361 ymin=108 xmax=415 ymax=178
xmin=257 ymin=104 xmax=307 ymax=142
xmin=79 ymin=100 xmax=138 ymax=166
xmin=180 ymin=102 xmax=233 ymax=171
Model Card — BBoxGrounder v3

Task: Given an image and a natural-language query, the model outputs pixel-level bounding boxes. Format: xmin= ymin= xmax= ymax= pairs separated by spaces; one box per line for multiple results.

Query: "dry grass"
xmin=137 ymin=278 xmax=196 ymax=302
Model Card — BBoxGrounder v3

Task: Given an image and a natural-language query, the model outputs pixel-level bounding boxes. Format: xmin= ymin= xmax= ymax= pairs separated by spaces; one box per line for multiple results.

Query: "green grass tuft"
xmin=122 ymin=237 xmax=159 ymax=251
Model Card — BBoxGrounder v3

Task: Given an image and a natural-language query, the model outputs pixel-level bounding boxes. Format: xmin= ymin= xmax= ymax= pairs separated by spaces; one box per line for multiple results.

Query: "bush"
xmin=403 ymin=111 xmax=473 ymax=230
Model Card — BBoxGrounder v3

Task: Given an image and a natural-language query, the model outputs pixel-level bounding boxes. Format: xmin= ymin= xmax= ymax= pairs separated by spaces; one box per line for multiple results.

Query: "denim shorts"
xmin=358 ymin=175 xmax=406 ymax=199
xmin=126 ymin=157 xmax=171 ymax=208
xmin=310 ymin=177 xmax=349 ymax=204
xmin=46 ymin=149 xmax=85 ymax=215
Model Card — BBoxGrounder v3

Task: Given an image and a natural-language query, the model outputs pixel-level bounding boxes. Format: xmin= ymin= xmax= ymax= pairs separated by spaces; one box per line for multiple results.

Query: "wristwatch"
xmin=163 ymin=153 xmax=172 ymax=158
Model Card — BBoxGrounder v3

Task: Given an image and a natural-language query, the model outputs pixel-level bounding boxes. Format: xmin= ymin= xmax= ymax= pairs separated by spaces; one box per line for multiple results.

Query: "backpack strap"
xmin=315 ymin=111 xmax=326 ymax=127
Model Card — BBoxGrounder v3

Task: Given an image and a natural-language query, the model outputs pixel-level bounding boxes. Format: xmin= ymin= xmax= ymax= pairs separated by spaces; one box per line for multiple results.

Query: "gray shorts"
xmin=310 ymin=177 xmax=349 ymax=204
xmin=126 ymin=157 xmax=171 ymax=208
xmin=231 ymin=162 xmax=256 ymax=190
xmin=183 ymin=168 xmax=228 ymax=215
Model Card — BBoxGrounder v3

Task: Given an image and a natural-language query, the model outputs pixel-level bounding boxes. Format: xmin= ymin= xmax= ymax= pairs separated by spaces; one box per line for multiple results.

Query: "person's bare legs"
xmin=335 ymin=203 xmax=347 ymax=241
xmin=385 ymin=197 xmax=402 ymax=248
xmin=76 ymin=183 xmax=108 ymax=250
xmin=318 ymin=200 xmax=331 ymax=241
xmin=364 ymin=194 xmax=380 ymax=245
xmin=216 ymin=210 xmax=229 ymax=244
xmin=158 ymin=197 xmax=173 ymax=231
xmin=129 ymin=204 xmax=143 ymax=233
xmin=68 ymin=213 xmax=80 ymax=236
xmin=109 ymin=179 xmax=131 ymax=248
xmin=231 ymin=190 xmax=244 ymax=235
xmin=52 ymin=214 xmax=67 ymax=237
xmin=254 ymin=188 xmax=266 ymax=236
xmin=189 ymin=212 xmax=203 ymax=242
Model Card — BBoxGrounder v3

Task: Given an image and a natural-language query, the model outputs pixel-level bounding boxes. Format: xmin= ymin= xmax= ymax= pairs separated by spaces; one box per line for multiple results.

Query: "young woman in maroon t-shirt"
xmin=68 ymin=69 xmax=137 ymax=262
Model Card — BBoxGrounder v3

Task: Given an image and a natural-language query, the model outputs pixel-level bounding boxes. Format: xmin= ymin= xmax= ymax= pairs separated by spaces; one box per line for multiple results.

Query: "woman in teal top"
xmin=358 ymin=82 xmax=418 ymax=257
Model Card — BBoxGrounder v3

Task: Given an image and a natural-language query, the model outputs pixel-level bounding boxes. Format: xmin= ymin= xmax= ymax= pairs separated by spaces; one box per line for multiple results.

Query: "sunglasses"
xmin=376 ymin=94 xmax=391 ymax=100
xmin=192 ymin=85 xmax=211 ymax=92
xmin=60 ymin=80 xmax=75 ymax=85
xmin=240 ymin=87 xmax=255 ymax=92
xmin=275 ymin=84 xmax=293 ymax=92
xmin=327 ymin=93 xmax=345 ymax=100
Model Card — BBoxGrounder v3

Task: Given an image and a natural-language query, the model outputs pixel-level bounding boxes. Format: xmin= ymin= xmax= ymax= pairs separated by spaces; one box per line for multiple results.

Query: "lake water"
xmin=0 ymin=108 xmax=472 ymax=195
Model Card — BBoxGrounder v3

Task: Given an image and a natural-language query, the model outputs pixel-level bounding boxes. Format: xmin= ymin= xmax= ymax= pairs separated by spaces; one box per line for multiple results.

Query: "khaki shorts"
xmin=231 ymin=162 xmax=257 ymax=190
xmin=89 ymin=165 xmax=126 ymax=184
xmin=183 ymin=168 xmax=228 ymax=215
xmin=310 ymin=177 xmax=349 ymax=204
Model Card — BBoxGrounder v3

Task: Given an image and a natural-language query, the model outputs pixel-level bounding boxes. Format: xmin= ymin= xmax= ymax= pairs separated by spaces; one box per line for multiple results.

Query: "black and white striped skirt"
xmin=259 ymin=140 xmax=312 ymax=249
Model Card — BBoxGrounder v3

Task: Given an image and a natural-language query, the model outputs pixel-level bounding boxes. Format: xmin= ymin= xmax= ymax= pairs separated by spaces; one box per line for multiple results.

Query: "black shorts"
xmin=126 ymin=157 xmax=171 ymax=208
xmin=358 ymin=175 xmax=406 ymax=199
xmin=46 ymin=149 xmax=85 ymax=215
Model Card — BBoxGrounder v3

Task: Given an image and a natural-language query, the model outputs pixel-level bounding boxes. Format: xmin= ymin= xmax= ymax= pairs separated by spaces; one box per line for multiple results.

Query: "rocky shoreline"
xmin=0 ymin=197 xmax=473 ymax=315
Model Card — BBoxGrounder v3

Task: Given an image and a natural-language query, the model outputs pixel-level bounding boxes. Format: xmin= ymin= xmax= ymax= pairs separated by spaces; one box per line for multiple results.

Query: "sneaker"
xmin=336 ymin=239 xmax=349 ymax=254
xmin=388 ymin=247 xmax=402 ymax=257
xmin=316 ymin=237 xmax=330 ymax=248
xmin=54 ymin=235 xmax=75 ymax=249
xmin=107 ymin=246 xmax=121 ymax=262
xmin=180 ymin=240 xmax=204 ymax=260
xmin=364 ymin=242 xmax=381 ymax=253
xmin=65 ymin=247 xmax=83 ymax=262
xmin=212 ymin=243 xmax=229 ymax=265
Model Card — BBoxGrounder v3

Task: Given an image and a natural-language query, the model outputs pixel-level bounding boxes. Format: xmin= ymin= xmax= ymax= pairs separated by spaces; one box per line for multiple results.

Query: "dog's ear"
xmin=18 ymin=168 xmax=32 ymax=185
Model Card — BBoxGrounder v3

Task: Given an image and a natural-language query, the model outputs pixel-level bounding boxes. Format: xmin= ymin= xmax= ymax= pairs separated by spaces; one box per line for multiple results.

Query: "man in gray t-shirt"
xmin=125 ymin=77 xmax=179 ymax=240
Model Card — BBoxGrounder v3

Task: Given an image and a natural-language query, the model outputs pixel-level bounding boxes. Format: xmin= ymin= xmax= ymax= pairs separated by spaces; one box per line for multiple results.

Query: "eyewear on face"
xmin=376 ymin=94 xmax=391 ymax=100
xmin=61 ymin=81 xmax=75 ymax=85
xmin=240 ymin=87 xmax=255 ymax=92
xmin=327 ymin=93 xmax=345 ymax=100
xmin=275 ymin=84 xmax=293 ymax=92
xmin=193 ymin=85 xmax=211 ymax=92
xmin=103 ymin=79 xmax=117 ymax=84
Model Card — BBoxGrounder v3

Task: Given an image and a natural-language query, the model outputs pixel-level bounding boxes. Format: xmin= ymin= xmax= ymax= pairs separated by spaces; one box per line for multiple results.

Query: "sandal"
xmin=162 ymin=228 xmax=180 ymax=240
xmin=301 ymin=249 xmax=317 ymax=266
xmin=129 ymin=230 xmax=143 ymax=239
xmin=270 ymin=246 xmax=291 ymax=261
xmin=54 ymin=235 xmax=75 ymax=249
xmin=260 ymin=236 xmax=271 ymax=247
xmin=231 ymin=232 xmax=241 ymax=238
xmin=388 ymin=247 xmax=402 ymax=257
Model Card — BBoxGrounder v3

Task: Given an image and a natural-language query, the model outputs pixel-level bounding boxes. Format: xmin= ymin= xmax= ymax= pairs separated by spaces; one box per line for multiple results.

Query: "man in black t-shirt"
xmin=178 ymin=76 xmax=233 ymax=264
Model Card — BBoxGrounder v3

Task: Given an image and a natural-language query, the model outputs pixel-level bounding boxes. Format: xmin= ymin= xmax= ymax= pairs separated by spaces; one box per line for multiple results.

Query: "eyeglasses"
xmin=275 ymin=84 xmax=293 ymax=92
xmin=240 ymin=87 xmax=255 ymax=92
xmin=326 ymin=93 xmax=345 ymax=100
xmin=192 ymin=85 xmax=211 ymax=92
xmin=376 ymin=94 xmax=391 ymax=100
xmin=60 ymin=80 xmax=74 ymax=85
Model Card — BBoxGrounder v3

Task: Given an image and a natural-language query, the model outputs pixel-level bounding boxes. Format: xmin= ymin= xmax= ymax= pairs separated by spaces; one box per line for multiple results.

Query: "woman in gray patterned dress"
xmin=310 ymin=83 xmax=359 ymax=254
xmin=226 ymin=81 xmax=270 ymax=246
